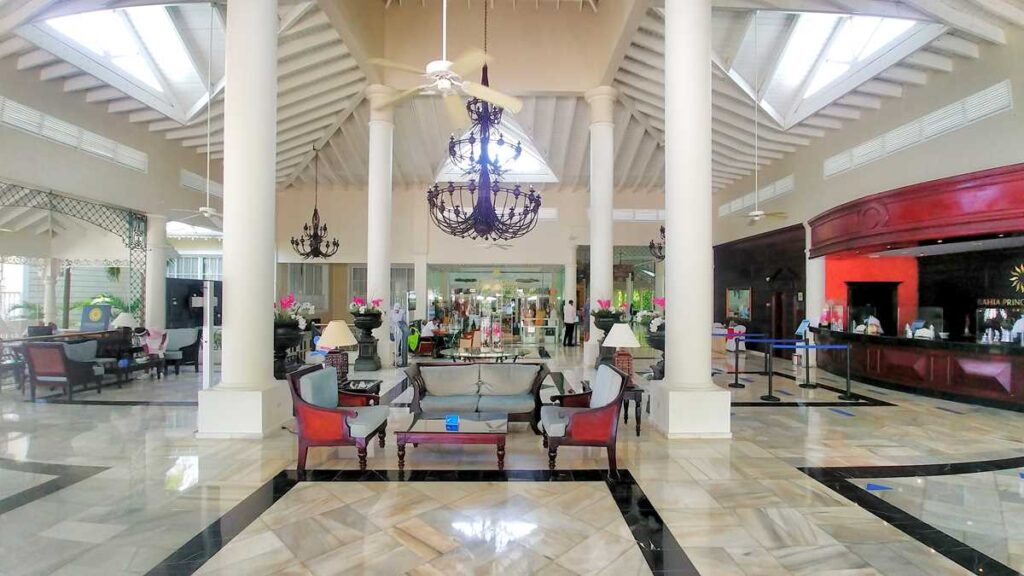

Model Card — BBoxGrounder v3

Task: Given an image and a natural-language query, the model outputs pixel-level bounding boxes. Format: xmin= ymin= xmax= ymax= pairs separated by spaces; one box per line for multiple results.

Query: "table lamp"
xmin=318 ymin=320 xmax=357 ymax=385
xmin=603 ymin=323 xmax=641 ymax=387
xmin=111 ymin=312 xmax=139 ymax=329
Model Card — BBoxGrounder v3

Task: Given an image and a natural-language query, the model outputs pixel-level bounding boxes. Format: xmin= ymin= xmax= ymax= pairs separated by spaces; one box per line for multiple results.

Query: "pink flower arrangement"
xmin=654 ymin=297 xmax=666 ymax=308
xmin=349 ymin=296 xmax=383 ymax=314
xmin=597 ymin=299 xmax=611 ymax=310
xmin=274 ymin=292 xmax=315 ymax=329
xmin=592 ymin=299 xmax=617 ymax=316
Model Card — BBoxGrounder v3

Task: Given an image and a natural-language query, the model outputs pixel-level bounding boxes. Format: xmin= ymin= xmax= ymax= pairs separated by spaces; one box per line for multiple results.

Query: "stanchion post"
xmin=760 ymin=343 xmax=781 ymax=402
xmin=730 ymin=335 xmax=744 ymax=388
xmin=799 ymin=337 xmax=815 ymax=390
xmin=838 ymin=344 xmax=855 ymax=400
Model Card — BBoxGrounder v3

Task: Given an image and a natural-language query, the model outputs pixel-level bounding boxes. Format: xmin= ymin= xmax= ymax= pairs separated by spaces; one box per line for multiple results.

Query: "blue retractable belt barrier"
xmin=766 ymin=343 xmax=854 ymax=401
xmin=727 ymin=337 xmax=807 ymax=387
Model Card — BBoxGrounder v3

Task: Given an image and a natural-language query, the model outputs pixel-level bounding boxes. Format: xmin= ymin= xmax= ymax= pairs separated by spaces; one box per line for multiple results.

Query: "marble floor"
xmin=1 ymin=345 xmax=1023 ymax=574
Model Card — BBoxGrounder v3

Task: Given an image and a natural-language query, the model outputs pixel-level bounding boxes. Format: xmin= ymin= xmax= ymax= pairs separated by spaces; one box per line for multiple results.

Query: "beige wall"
xmin=0 ymin=56 xmax=220 ymax=218
xmin=276 ymin=184 xmax=666 ymax=266
xmin=329 ymin=263 xmax=352 ymax=323
xmin=713 ymin=26 xmax=1024 ymax=246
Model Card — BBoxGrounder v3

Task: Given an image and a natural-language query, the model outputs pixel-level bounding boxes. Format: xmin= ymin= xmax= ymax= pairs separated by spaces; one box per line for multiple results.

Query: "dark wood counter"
xmin=811 ymin=327 xmax=1024 ymax=409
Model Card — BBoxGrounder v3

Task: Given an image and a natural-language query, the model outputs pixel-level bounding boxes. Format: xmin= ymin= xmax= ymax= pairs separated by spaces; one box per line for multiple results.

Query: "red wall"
xmin=825 ymin=256 xmax=919 ymax=329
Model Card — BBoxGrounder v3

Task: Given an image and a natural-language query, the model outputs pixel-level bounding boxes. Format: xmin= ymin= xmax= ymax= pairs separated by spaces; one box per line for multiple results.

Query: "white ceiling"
xmin=0 ymin=0 xmax=1022 ymax=201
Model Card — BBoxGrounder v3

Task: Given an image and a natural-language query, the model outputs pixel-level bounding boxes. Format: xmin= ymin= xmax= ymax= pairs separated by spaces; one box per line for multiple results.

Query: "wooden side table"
xmin=622 ymin=386 xmax=646 ymax=437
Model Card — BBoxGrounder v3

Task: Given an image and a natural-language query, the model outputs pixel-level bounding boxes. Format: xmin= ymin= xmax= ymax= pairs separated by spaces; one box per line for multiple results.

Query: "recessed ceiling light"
xmin=999 ymin=234 xmax=1005 ymax=238
xmin=918 ymin=253 xmax=925 ymax=257
xmin=936 ymin=239 xmax=943 ymax=244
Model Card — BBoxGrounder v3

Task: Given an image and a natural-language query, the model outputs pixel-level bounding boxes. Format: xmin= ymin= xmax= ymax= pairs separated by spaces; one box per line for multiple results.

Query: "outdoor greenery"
xmin=7 ymin=302 xmax=42 ymax=320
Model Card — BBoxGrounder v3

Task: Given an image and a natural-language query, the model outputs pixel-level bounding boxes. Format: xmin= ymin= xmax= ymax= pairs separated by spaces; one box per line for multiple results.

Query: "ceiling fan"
xmin=744 ymin=10 xmax=786 ymax=227
xmin=171 ymin=2 xmax=222 ymax=230
xmin=368 ymin=0 xmax=522 ymax=128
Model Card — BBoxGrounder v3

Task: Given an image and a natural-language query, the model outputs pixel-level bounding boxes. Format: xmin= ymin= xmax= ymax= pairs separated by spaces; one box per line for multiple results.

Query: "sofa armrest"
xmin=565 ymin=400 xmax=621 ymax=442
xmin=403 ymin=366 xmax=425 ymax=413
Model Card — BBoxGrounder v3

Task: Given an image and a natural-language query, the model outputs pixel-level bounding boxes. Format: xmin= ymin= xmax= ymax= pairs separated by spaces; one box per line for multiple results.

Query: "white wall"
xmin=713 ymin=27 xmax=1024 ymax=245
xmin=0 ymin=56 xmax=220 ymax=217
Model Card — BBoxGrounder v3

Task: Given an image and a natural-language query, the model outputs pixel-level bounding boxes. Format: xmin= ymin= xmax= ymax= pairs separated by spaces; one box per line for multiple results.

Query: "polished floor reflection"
xmin=194 ymin=480 xmax=651 ymax=576
xmin=3 ymin=345 xmax=1023 ymax=574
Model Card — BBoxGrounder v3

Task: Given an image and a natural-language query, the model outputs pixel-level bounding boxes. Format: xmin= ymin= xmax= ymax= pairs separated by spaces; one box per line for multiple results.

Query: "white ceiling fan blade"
xmin=449 ymin=48 xmax=492 ymax=77
xmin=444 ymin=94 xmax=470 ymax=129
xmin=462 ymin=81 xmax=522 ymax=114
xmin=367 ymin=57 xmax=425 ymax=76
xmin=206 ymin=215 xmax=223 ymax=228
xmin=373 ymin=84 xmax=428 ymax=110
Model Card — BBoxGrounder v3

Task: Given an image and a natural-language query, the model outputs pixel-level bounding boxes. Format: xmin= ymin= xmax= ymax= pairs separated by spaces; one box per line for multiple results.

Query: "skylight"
xmin=435 ymin=117 xmax=558 ymax=184
xmin=47 ymin=10 xmax=164 ymax=93
xmin=804 ymin=16 xmax=916 ymax=97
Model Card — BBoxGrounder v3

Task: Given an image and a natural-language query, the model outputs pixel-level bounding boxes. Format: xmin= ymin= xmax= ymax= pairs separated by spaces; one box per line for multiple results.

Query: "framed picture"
xmin=726 ymin=288 xmax=752 ymax=321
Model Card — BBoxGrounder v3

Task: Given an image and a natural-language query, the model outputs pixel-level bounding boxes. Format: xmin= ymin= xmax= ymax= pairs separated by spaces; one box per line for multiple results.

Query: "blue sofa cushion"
xmin=477 ymin=394 xmax=535 ymax=414
xmin=298 ymin=367 xmax=338 ymax=408
xmin=420 ymin=395 xmax=479 ymax=413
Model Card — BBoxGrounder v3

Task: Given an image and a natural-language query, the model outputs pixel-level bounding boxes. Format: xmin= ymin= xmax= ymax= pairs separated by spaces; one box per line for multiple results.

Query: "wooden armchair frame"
xmin=544 ymin=365 xmax=627 ymax=473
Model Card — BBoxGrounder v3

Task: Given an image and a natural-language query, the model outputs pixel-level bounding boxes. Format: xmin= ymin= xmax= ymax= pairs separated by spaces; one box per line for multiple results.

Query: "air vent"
xmin=718 ymin=174 xmax=796 ymax=217
xmin=824 ymin=80 xmax=1012 ymax=179
xmin=0 ymin=95 xmax=148 ymax=172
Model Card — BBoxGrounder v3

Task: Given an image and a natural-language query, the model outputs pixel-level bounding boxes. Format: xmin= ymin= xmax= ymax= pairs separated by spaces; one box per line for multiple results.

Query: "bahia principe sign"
xmin=977 ymin=263 xmax=1024 ymax=307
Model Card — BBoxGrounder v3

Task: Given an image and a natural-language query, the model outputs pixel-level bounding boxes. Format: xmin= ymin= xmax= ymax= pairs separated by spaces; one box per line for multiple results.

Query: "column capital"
xmin=585 ymin=86 xmax=618 ymax=124
xmin=365 ymin=84 xmax=397 ymax=123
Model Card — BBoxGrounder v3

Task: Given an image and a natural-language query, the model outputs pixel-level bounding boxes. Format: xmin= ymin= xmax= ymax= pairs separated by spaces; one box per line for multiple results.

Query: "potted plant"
xmin=349 ymin=297 xmax=384 ymax=370
xmin=591 ymin=299 xmax=622 ymax=334
xmin=274 ymin=293 xmax=315 ymax=378
xmin=647 ymin=297 xmax=666 ymax=379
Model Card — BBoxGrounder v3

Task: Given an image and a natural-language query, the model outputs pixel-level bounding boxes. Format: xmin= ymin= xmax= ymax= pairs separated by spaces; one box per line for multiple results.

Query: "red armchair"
xmin=541 ymin=364 xmax=627 ymax=473
xmin=286 ymin=364 xmax=389 ymax=473
xmin=23 ymin=342 xmax=103 ymax=401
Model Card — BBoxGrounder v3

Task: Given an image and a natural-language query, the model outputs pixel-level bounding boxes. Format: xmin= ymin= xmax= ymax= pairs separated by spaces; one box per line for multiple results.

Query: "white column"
xmin=804 ymin=221 xmax=826 ymax=366
xmin=198 ymin=0 xmax=288 ymax=438
xmin=654 ymin=260 xmax=665 ymax=301
xmin=144 ymin=214 xmax=168 ymax=330
xmin=584 ymin=86 xmax=616 ymax=365
xmin=564 ymin=243 xmax=577 ymax=305
xmin=414 ymin=254 xmax=428 ymax=322
xmin=365 ymin=84 xmax=395 ymax=364
xmin=42 ymin=258 xmax=59 ymax=325
xmin=652 ymin=0 xmax=731 ymax=438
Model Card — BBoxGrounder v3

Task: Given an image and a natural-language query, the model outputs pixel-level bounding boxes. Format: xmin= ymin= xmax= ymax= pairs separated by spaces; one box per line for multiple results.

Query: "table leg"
xmin=623 ymin=400 xmax=629 ymax=423
xmin=635 ymin=399 xmax=641 ymax=437
xmin=397 ymin=440 xmax=406 ymax=471
xmin=497 ymin=439 xmax=506 ymax=471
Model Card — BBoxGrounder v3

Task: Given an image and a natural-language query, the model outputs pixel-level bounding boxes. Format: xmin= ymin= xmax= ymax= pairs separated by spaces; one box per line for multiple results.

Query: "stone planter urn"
xmin=273 ymin=320 xmax=303 ymax=379
xmin=647 ymin=324 xmax=665 ymax=380
xmin=352 ymin=311 xmax=383 ymax=371
xmin=592 ymin=312 xmax=622 ymax=368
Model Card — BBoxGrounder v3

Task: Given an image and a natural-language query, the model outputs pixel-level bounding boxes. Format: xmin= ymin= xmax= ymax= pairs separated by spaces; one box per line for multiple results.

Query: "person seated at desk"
xmin=422 ymin=317 xmax=446 ymax=358
xmin=863 ymin=315 xmax=883 ymax=335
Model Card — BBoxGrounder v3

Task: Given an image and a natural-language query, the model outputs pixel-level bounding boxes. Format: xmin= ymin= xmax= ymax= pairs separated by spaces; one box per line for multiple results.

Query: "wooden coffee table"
xmin=396 ymin=412 xmax=508 ymax=471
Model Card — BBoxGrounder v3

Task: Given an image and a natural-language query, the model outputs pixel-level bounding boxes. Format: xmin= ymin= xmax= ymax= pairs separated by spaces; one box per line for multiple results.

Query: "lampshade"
xmin=110 ymin=312 xmax=139 ymax=329
xmin=603 ymin=323 xmax=641 ymax=348
xmin=317 ymin=320 xmax=357 ymax=350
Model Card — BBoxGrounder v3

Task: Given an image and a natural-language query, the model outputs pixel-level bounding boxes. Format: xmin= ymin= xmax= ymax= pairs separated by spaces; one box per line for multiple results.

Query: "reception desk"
xmin=811 ymin=327 xmax=1024 ymax=409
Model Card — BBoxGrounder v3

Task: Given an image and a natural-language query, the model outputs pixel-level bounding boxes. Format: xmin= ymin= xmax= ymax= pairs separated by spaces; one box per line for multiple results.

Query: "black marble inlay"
xmin=33 ymin=397 xmax=198 ymax=407
xmin=801 ymin=456 xmax=1024 ymax=576
xmin=148 ymin=468 xmax=698 ymax=576
xmin=0 ymin=458 xmax=108 ymax=516
xmin=728 ymin=372 xmax=894 ymax=408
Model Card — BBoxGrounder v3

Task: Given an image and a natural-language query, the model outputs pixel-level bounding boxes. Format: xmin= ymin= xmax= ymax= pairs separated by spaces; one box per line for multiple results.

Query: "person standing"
xmin=563 ymin=299 xmax=577 ymax=346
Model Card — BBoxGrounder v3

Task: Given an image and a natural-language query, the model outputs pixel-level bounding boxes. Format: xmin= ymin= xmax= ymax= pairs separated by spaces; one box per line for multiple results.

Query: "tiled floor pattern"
xmin=852 ymin=467 xmax=1024 ymax=573
xmin=1 ymin=346 xmax=1023 ymax=574
xmin=194 ymin=480 xmax=652 ymax=576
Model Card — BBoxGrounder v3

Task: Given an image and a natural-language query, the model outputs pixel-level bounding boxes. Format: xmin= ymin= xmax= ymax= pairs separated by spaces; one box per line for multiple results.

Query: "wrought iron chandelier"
xmin=649 ymin=225 xmax=665 ymax=261
xmin=291 ymin=146 xmax=339 ymax=259
xmin=426 ymin=4 xmax=541 ymax=242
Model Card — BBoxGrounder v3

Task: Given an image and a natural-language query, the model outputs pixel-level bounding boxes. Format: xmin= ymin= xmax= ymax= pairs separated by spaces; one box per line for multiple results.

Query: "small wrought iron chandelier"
xmin=426 ymin=3 xmax=541 ymax=242
xmin=649 ymin=225 xmax=665 ymax=261
xmin=291 ymin=146 xmax=339 ymax=259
